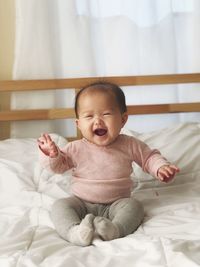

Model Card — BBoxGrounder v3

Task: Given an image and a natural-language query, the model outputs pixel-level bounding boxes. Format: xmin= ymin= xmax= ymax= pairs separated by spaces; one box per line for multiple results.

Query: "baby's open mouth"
xmin=94 ymin=128 xmax=107 ymax=136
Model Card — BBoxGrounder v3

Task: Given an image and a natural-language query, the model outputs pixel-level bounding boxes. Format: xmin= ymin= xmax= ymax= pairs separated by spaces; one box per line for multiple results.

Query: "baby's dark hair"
xmin=75 ymin=81 xmax=127 ymax=118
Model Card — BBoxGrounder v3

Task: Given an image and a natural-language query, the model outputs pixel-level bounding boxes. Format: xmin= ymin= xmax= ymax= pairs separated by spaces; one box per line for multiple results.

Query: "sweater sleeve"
xmin=128 ymin=136 xmax=170 ymax=178
xmin=38 ymin=143 xmax=74 ymax=174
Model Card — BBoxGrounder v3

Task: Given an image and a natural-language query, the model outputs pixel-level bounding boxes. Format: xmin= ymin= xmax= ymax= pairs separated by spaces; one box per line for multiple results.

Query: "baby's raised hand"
xmin=37 ymin=133 xmax=58 ymax=158
xmin=157 ymin=164 xmax=180 ymax=183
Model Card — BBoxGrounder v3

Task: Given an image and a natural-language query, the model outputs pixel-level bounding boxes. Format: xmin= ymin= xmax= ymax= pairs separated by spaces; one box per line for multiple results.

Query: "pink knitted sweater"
xmin=40 ymin=134 xmax=168 ymax=203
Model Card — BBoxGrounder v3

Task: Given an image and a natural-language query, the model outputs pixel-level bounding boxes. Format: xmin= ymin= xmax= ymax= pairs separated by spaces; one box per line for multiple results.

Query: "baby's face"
xmin=76 ymin=90 xmax=128 ymax=146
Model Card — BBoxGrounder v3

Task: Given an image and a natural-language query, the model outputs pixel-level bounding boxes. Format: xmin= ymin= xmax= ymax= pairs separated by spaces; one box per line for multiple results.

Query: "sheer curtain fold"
xmin=12 ymin=0 xmax=200 ymax=137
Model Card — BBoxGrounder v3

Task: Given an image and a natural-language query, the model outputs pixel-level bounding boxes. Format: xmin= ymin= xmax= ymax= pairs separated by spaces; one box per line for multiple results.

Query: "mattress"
xmin=0 ymin=123 xmax=200 ymax=267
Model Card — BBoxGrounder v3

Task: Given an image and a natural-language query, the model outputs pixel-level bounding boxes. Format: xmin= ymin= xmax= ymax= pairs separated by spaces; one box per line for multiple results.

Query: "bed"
xmin=0 ymin=74 xmax=200 ymax=267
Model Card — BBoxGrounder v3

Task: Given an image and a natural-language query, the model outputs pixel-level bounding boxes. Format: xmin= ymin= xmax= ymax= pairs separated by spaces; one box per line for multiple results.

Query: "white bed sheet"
xmin=0 ymin=123 xmax=200 ymax=267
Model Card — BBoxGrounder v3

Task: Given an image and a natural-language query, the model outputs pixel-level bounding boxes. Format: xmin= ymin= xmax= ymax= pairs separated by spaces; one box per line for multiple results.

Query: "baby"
xmin=38 ymin=81 xmax=179 ymax=246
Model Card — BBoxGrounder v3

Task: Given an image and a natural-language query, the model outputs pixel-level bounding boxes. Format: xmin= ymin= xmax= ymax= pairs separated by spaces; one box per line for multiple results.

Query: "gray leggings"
xmin=51 ymin=196 xmax=144 ymax=240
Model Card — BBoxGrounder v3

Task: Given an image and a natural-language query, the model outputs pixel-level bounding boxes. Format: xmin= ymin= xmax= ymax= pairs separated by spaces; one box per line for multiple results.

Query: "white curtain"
xmin=12 ymin=0 xmax=200 ymax=137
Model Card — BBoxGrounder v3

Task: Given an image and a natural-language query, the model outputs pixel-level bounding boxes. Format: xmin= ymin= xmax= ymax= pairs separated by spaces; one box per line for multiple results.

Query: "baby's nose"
xmin=94 ymin=116 xmax=103 ymax=125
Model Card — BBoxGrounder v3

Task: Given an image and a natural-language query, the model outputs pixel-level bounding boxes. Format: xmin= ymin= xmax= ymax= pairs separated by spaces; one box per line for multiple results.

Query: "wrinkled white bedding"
xmin=0 ymin=123 xmax=200 ymax=267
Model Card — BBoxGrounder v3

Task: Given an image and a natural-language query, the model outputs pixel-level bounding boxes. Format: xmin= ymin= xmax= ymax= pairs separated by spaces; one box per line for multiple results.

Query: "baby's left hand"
xmin=157 ymin=164 xmax=180 ymax=183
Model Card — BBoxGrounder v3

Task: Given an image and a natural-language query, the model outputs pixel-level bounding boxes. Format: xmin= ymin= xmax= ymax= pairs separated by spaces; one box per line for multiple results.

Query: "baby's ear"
xmin=121 ymin=112 xmax=128 ymax=126
xmin=75 ymin=119 xmax=79 ymax=128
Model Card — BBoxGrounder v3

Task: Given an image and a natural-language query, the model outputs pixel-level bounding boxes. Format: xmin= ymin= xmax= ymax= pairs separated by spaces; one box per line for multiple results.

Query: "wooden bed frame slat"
xmin=1 ymin=73 xmax=200 ymax=92
xmin=0 ymin=73 xmax=199 ymax=140
xmin=127 ymin=102 xmax=200 ymax=115
xmin=0 ymin=108 xmax=75 ymax=121
xmin=0 ymin=102 xmax=199 ymax=122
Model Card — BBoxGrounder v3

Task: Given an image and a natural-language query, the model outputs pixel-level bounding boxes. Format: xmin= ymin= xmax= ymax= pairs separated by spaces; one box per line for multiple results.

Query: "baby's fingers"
xmin=37 ymin=135 xmax=46 ymax=146
xmin=37 ymin=133 xmax=48 ymax=145
xmin=43 ymin=133 xmax=53 ymax=144
xmin=157 ymin=170 xmax=168 ymax=182
xmin=158 ymin=164 xmax=180 ymax=183
xmin=168 ymin=165 xmax=180 ymax=174
xmin=158 ymin=166 xmax=171 ymax=178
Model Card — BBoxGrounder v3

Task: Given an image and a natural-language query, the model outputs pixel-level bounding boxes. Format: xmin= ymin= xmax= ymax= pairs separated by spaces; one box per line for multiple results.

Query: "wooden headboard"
xmin=0 ymin=73 xmax=200 ymax=140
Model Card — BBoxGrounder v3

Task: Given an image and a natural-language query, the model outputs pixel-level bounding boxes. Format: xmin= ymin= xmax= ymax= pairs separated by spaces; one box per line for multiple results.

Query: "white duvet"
xmin=0 ymin=123 xmax=200 ymax=267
